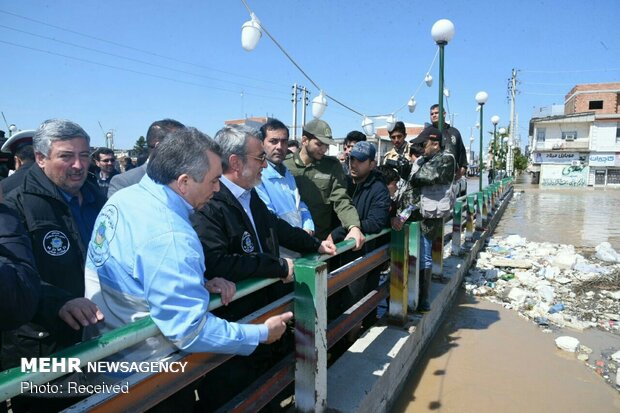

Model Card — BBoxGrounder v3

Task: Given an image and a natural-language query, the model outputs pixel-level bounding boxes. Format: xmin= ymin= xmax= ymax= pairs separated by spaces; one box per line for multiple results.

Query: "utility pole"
xmin=301 ymin=86 xmax=309 ymax=132
xmin=508 ymin=68 xmax=518 ymax=176
xmin=291 ymin=84 xmax=298 ymax=141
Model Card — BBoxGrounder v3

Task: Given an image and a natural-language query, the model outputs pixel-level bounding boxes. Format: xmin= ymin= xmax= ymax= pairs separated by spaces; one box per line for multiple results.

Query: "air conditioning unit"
xmin=564 ymin=134 xmax=576 ymax=141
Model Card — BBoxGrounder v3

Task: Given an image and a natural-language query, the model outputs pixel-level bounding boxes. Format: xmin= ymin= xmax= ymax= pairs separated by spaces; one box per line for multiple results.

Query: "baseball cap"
xmin=303 ymin=119 xmax=336 ymax=145
xmin=1 ymin=130 xmax=36 ymax=154
xmin=350 ymin=141 xmax=376 ymax=162
xmin=411 ymin=126 xmax=442 ymax=146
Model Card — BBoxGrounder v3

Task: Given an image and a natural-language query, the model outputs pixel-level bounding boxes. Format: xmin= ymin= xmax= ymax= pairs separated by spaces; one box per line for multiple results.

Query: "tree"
xmin=512 ymin=147 xmax=529 ymax=173
xmin=133 ymin=136 xmax=147 ymax=156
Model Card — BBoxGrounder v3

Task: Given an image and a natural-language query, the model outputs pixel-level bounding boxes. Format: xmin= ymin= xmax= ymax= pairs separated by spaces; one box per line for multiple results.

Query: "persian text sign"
xmin=540 ymin=164 xmax=588 ymax=187
xmin=588 ymin=153 xmax=617 ymax=167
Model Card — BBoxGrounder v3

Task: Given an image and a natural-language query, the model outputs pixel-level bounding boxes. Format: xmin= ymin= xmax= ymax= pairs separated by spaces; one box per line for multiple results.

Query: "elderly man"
xmin=192 ymin=124 xmax=335 ymax=319
xmin=255 ymin=118 xmax=314 ymax=235
xmin=190 ymin=124 xmax=335 ymax=410
xmin=107 ymin=118 xmax=185 ymax=198
xmin=284 ymin=119 xmax=364 ymax=249
xmin=0 ymin=129 xmax=36 ymax=194
xmin=3 ymin=119 xmax=106 ymax=412
xmin=85 ymin=127 xmax=292 ymax=410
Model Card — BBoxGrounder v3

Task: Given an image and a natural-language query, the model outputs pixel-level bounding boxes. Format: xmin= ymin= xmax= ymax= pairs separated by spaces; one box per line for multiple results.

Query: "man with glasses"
xmin=285 ymin=119 xmax=364 ymax=249
xmin=92 ymin=147 xmax=118 ymax=197
xmin=107 ymin=119 xmax=185 ymax=198
xmin=190 ymin=124 xmax=335 ymax=409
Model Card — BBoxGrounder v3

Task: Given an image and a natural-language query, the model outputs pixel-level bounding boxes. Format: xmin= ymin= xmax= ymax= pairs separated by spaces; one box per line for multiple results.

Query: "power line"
xmin=0 ymin=23 xmax=288 ymax=97
xmin=521 ymin=67 xmax=620 ymax=74
xmin=0 ymin=39 xmax=287 ymax=101
xmin=0 ymin=8 xmax=289 ymax=89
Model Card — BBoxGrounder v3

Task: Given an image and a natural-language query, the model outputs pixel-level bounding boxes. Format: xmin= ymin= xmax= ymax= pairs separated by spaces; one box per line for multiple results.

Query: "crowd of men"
xmin=0 ymin=105 xmax=464 ymax=411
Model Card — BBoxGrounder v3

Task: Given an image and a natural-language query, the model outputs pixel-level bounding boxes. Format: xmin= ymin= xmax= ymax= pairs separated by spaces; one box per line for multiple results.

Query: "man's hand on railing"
xmin=391 ymin=216 xmax=404 ymax=231
xmin=282 ymin=257 xmax=295 ymax=283
xmin=263 ymin=311 xmax=294 ymax=344
xmin=345 ymin=226 xmax=365 ymax=251
xmin=58 ymin=297 xmax=105 ymax=330
xmin=205 ymin=277 xmax=237 ymax=306
xmin=318 ymin=239 xmax=337 ymax=255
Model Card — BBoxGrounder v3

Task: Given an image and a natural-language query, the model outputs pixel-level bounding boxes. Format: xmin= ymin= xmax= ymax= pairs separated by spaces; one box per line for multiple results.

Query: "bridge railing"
xmin=0 ymin=178 xmax=513 ymax=412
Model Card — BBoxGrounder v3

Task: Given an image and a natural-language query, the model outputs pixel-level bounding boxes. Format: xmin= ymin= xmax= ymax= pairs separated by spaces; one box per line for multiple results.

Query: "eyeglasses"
xmin=247 ymin=153 xmax=267 ymax=163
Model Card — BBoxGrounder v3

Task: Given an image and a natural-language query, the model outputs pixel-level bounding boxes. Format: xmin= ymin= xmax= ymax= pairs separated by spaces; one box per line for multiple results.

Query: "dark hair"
xmin=390 ymin=121 xmax=406 ymax=135
xmin=146 ymin=119 xmax=185 ymax=149
xmin=376 ymin=165 xmax=400 ymax=184
xmin=95 ymin=147 xmax=115 ymax=160
xmin=147 ymin=127 xmax=222 ymax=184
xmin=344 ymin=130 xmax=366 ymax=145
xmin=287 ymin=140 xmax=300 ymax=149
xmin=259 ymin=118 xmax=289 ymax=141
xmin=430 ymin=104 xmax=440 ymax=111
xmin=15 ymin=145 xmax=35 ymax=162
xmin=409 ymin=142 xmax=425 ymax=157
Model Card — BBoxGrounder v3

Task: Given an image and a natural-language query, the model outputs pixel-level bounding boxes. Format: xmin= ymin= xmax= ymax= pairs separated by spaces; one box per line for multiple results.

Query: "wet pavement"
xmin=392 ymin=175 xmax=620 ymax=412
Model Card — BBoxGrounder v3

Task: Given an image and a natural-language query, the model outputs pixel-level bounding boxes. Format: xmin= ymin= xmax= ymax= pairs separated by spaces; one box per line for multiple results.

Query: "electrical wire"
xmin=0 ymin=39 xmax=287 ymax=101
xmin=0 ymin=8 xmax=288 ymax=89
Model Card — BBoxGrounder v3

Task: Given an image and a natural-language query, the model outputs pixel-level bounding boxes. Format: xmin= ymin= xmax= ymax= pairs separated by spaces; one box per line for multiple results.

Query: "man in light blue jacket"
xmin=85 ymin=127 xmax=292 ymax=364
xmin=255 ymin=118 xmax=315 ymax=235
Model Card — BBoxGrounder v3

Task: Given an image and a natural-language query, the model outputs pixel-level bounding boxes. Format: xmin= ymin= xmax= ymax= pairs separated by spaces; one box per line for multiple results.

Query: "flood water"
xmin=392 ymin=176 xmax=620 ymax=412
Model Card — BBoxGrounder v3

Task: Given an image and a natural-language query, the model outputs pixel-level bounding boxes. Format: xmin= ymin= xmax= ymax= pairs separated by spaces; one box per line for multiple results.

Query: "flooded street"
xmin=392 ymin=176 xmax=620 ymax=412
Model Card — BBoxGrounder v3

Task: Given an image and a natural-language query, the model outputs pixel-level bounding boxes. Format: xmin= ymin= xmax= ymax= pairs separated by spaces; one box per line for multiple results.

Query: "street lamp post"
xmin=490 ymin=115 xmax=500 ymax=183
xmin=498 ymin=127 xmax=506 ymax=174
xmin=431 ymin=19 xmax=455 ymax=134
xmin=475 ymin=92 xmax=488 ymax=191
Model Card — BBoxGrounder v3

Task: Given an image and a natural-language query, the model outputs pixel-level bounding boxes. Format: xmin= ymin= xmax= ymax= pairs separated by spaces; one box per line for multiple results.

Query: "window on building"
xmin=536 ymin=128 xmax=546 ymax=142
xmin=561 ymin=131 xmax=577 ymax=141
xmin=589 ymin=100 xmax=603 ymax=110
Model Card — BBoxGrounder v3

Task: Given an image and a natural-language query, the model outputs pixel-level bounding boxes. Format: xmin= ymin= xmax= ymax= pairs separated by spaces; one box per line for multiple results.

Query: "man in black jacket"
xmin=190 ymin=124 xmax=335 ymax=410
xmin=329 ymin=141 xmax=391 ymax=327
xmin=0 ymin=129 xmax=36 ymax=194
xmin=2 ymin=119 xmax=105 ymax=412
xmin=430 ymin=104 xmax=467 ymax=178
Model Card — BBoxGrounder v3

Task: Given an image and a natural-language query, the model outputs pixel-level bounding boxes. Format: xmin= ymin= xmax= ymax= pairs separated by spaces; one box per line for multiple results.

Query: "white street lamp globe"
xmin=431 ymin=19 xmax=455 ymax=44
xmin=475 ymin=123 xmax=480 ymax=129
xmin=408 ymin=97 xmax=417 ymax=113
xmin=8 ymin=124 xmax=17 ymax=133
xmin=386 ymin=114 xmax=397 ymax=132
xmin=475 ymin=91 xmax=488 ymax=105
xmin=424 ymin=73 xmax=433 ymax=87
xmin=499 ymin=127 xmax=506 ymax=135
xmin=362 ymin=117 xmax=375 ymax=136
xmin=491 ymin=115 xmax=500 ymax=126
xmin=443 ymin=88 xmax=450 ymax=97
xmin=312 ymin=90 xmax=327 ymax=119
xmin=241 ymin=13 xmax=262 ymax=52
xmin=503 ymin=137 xmax=509 ymax=143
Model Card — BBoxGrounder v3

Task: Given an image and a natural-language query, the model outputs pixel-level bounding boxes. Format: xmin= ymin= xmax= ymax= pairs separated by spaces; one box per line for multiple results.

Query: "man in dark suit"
xmin=107 ymin=119 xmax=184 ymax=198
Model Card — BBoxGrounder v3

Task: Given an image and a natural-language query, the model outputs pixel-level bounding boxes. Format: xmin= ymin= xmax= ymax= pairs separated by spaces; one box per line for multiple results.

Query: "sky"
xmin=1 ymin=0 xmax=619 ymax=154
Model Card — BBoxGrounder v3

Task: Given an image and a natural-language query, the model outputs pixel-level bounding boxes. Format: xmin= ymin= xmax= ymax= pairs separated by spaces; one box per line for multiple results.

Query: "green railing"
xmin=1 ymin=178 xmax=514 ymax=412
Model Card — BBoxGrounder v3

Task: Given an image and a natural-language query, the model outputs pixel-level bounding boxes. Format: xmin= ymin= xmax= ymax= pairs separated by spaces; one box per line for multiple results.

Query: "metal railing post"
xmin=431 ymin=222 xmax=444 ymax=276
xmin=294 ymin=258 xmax=328 ymax=413
xmin=465 ymin=194 xmax=475 ymax=241
xmin=389 ymin=224 xmax=410 ymax=324
xmin=451 ymin=199 xmax=463 ymax=255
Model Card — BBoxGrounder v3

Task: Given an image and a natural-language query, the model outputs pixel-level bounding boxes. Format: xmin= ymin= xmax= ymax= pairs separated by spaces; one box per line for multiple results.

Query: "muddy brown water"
xmin=392 ymin=176 xmax=620 ymax=412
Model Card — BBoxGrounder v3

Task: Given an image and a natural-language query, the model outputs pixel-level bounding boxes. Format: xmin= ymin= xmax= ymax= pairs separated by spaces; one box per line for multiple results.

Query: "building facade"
xmin=529 ymin=83 xmax=620 ymax=187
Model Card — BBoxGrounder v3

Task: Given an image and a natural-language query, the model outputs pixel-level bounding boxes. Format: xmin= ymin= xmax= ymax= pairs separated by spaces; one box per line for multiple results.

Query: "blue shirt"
xmin=84 ymin=174 xmax=266 ymax=362
xmin=59 ymin=186 xmax=100 ymax=246
xmin=255 ymin=161 xmax=314 ymax=232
